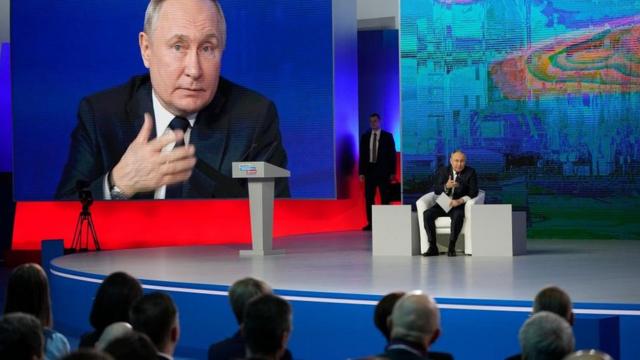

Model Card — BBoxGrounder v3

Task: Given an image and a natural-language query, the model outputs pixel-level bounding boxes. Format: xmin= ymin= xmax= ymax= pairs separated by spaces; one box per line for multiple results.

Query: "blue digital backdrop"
xmin=11 ymin=0 xmax=335 ymax=199
xmin=401 ymin=0 xmax=640 ymax=239
xmin=0 ymin=42 xmax=10 ymax=173
xmin=358 ymin=30 xmax=401 ymax=145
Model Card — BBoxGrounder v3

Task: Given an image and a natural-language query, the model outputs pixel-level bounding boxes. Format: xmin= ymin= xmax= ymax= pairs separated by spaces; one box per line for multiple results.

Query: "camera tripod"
xmin=70 ymin=202 xmax=101 ymax=252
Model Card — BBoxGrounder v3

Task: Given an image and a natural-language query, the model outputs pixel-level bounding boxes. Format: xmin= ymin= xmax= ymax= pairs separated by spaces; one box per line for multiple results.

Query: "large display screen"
xmin=401 ymin=0 xmax=640 ymax=239
xmin=12 ymin=0 xmax=335 ymax=200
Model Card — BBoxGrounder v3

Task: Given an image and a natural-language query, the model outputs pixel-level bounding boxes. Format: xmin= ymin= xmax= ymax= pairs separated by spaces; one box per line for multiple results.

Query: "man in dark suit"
xmin=55 ymin=0 xmax=288 ymax=200
xmin=208 ymin=277 xmax=293 ymax=360
xmin=243 ymin=294 xmax=292 ymax=360
xmin=130 ymin=292 xmax=180 ymax=360
xmin=359 ymin=113 xmax=396 ymax=230
xmin=378 ymin=292 xmax=453 ymax=360
xmin=423 ymin=150 xmax=478 ymax=257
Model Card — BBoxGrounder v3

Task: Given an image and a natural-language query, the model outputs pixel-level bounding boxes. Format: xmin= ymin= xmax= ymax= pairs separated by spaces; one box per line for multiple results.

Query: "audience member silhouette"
xmin=519 ymin=311 xmax=574 ymax=360
xmin=79 ymin=272 xmax=143 ymax=348
xmin=130 ymin=292 xmax=180 ymax=360
xmin=506 ymin=286 xmax=575 ymax=360
xmin=243 ymin=294 xmax=293 ymax=360
xmin=374 ymin=291 xmax=405 ymax=341
xmin=0 ymin=312 xmax=44 ymax=360
xmin=533 ymin=286 xmax=574 ymax=325
xmin=4 ymin=263 xmax=70 ymax=360
xmin=208 ymin=277 xmax=293 ymax=360
xmin=95 ymin=322 xmax=134 ymax=351
xmin=379 ymin=292 xmax=453 ymax=360
xmin=103 ymin=331 xmax=158 ymax=360
xmin=61 ymin=349 xmax=115 ymax=360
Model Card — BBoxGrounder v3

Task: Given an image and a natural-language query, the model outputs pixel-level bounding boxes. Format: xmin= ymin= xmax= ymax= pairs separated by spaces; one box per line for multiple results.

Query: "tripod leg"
xmin=87 ymin=216 xmax=101 ymax=251
xmin=71 ymin=213 xmax=84 ymax=251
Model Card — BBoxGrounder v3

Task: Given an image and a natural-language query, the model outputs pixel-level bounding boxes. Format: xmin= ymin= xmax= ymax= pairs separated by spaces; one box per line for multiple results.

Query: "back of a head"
xmin=534 ymin=286 xmax=573 ymax=322
xmin=130 ymin=292 xmax=177 ymax=352
xmin=390 ymin=293 xmax=440 ymax=346
xmin=0 ymin=312 xmax=44 ymax=360
xmin=104 ymin=331 xmax=158 ymax=360
xmin=519 ymin=311 xmax=575 ymax=360
xmin=374 ymin=292 xmax=405 ymax=341
xmin=61 ymin=349 xmax=114 ymax=360
xmin=90 ymin=272 xmax=143 ymax=331
xmin=4 ymin=263 xmax=52 ymax=327
xmin=228 ymin=277 xmax=272 ymax=324
xmin=243 ymin=294 xmax=292 ymax=357
xmin=562 ymin=349 xmax=613 ymax=360
xmin=95 ymin=322 xmax=133 ymax=351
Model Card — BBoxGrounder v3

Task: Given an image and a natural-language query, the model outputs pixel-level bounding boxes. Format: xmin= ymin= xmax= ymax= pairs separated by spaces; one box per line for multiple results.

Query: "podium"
xmin=232 ymin=162 xmax=290 ymax=256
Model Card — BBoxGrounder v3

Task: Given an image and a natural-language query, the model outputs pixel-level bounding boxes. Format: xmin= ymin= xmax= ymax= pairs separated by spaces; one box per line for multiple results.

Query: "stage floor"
xmin=51 ymin=231 xmax=640 ymax=306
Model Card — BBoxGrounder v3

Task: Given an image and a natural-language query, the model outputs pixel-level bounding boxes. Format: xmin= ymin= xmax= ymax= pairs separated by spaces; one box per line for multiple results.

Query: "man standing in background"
xmin=359 ymin=113 xmax=396 ymax=231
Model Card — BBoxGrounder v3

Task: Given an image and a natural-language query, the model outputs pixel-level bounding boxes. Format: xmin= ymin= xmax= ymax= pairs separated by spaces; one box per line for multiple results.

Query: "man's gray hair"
xmin=228 ymin=277 xmax=272 ymax=325
xmin=519 ymin=311 xmax=574 ymax=360
xmin=143 ymin=0 xmax=227 ymax=49
xmin=389 ymin=293 xmax=440 ymax=345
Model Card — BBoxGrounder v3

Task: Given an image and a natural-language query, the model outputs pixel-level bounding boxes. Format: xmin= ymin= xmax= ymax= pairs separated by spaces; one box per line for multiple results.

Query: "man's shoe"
xmin=447 ymin=249 xmax=457 ymax=257
xmin=362 ymin=224 xmax=372 ymax=231
xmin=422 ymin=246 xmax=439 ymax=257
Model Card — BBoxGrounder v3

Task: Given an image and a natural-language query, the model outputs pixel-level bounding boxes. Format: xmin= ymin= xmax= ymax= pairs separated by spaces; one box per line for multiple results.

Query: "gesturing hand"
xmin=445 ymin=175 xmax=458 ymax=190
xmin=111 ymin=113 xmax=197 ymax=197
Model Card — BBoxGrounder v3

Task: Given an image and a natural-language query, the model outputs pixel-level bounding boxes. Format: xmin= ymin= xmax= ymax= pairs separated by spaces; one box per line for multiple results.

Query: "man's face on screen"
xmin=139 ymin=0 xmax=223 ymax=117
xmin=450 ymin=152 xmax=466 ymax=173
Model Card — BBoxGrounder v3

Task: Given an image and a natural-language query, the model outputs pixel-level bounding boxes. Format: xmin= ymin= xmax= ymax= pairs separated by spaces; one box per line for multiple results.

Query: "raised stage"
xmin=48 ymin=232 xmax=640 ymax=360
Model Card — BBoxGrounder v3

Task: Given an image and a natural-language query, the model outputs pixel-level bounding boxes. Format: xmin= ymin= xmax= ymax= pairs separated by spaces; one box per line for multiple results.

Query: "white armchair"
xmin=415 ymin=190 xmax=485 ymax=255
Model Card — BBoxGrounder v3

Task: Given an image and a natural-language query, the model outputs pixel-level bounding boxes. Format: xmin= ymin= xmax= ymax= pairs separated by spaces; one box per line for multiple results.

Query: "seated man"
xmin=373 ymin=291 xmax=405 ymax=342
xmin=243 ymin=294 xmax=292 ymax=360
xmin=518 ymin=311 xmax=574 ymax=360
xmin=379 ymin=292 xmax=452 ymax=360
xmin=130 ymin=292 xmax=180 ymax=360
xmin=533 ymin=286 xmax=574 ymax=325
xmin=422 ymin=150 xmax=478 ymax=257
xmin=208 ymin=277 xmax=292 ymax=360
xmin=0 ymin=313 xmax=44 ymax=360
xmin=506 ymin=286 xmax=575 ymax=360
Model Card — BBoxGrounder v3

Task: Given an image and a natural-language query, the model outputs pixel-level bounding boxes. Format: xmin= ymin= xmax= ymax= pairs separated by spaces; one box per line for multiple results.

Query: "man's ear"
xmin=171 ymin=317 xmax=180 ymax=344
xmin=569 ymin=311 xmax=575 ymax=326
xmin=429 ymin=328 xmax=441 ymax=345
xmin=139 ymin=32 xmax=151 ymax=69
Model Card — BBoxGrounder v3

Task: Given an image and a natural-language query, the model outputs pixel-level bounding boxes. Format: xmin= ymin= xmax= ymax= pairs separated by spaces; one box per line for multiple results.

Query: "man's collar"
xmin=386 ymin=339 xmax=427 ymax=357
xmin=157 ymin=352 xmax=173 ymax=360
xmin=152 ymin=91 xmax=197 ymax=135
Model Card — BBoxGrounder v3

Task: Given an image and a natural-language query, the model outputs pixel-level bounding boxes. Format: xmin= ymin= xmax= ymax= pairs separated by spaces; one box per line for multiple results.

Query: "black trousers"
xmin=364 ymin=172 xmax=391 ymax=225
xmin=423 ymin=203 xmax=465 ymax=247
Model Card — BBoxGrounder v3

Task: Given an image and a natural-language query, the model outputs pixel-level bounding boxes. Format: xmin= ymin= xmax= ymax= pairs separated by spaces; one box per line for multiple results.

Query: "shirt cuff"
xmin=103 ymin=173 xmax=112 ymax=200
xmin=462 ymin=195 xmax=471 ymax=203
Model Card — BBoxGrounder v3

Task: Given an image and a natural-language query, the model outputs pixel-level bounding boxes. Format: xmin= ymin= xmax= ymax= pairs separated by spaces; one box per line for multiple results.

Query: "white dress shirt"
xmin=369 ymin=129 xmax=381 ymax=163
xmin=104 ymin=91 xmax=196 ymax=199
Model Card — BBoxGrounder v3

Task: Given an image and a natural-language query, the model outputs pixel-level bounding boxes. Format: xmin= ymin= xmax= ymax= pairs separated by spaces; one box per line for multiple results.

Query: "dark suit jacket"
xmin=378 ymin=348 xmax=454 ymax=360
xmin=359 ymin=130 xmax=396 ymax=178
xmin=55 ymin=75 xmax=289 ymax=199
xmin=208 ymin=330 xmax=292 ymax=360
xmin=432 ymin=166 xmax=478 ymax=200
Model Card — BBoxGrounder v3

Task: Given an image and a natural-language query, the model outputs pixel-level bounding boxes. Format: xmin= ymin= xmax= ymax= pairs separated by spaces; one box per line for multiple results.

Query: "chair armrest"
xmin=464 ymin=190 xmax=485 ymax=217
xmin=416 ymin=192 xmax=436 ymax=213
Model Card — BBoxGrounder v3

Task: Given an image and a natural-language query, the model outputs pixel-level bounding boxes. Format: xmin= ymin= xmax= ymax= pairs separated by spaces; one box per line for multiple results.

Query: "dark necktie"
xmin=168 ymin=116 xmax=190 ymax=147
xmin=166 ymin=116 xmax=191 ymax=198
xmin=372 ymin=132 xmax=378 ymax=163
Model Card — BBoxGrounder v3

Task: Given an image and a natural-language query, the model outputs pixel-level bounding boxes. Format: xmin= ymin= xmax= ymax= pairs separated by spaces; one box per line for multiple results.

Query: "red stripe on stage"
xmin=11 ymin=157 xmax=403 ymax=250
xmin=12 ymin=198 xmax=366 ymax=250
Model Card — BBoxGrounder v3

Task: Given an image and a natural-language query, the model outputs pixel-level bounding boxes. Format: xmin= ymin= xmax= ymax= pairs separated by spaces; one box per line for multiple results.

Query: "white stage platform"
xmin=52 ymin=231 xmax=640 ymax=305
